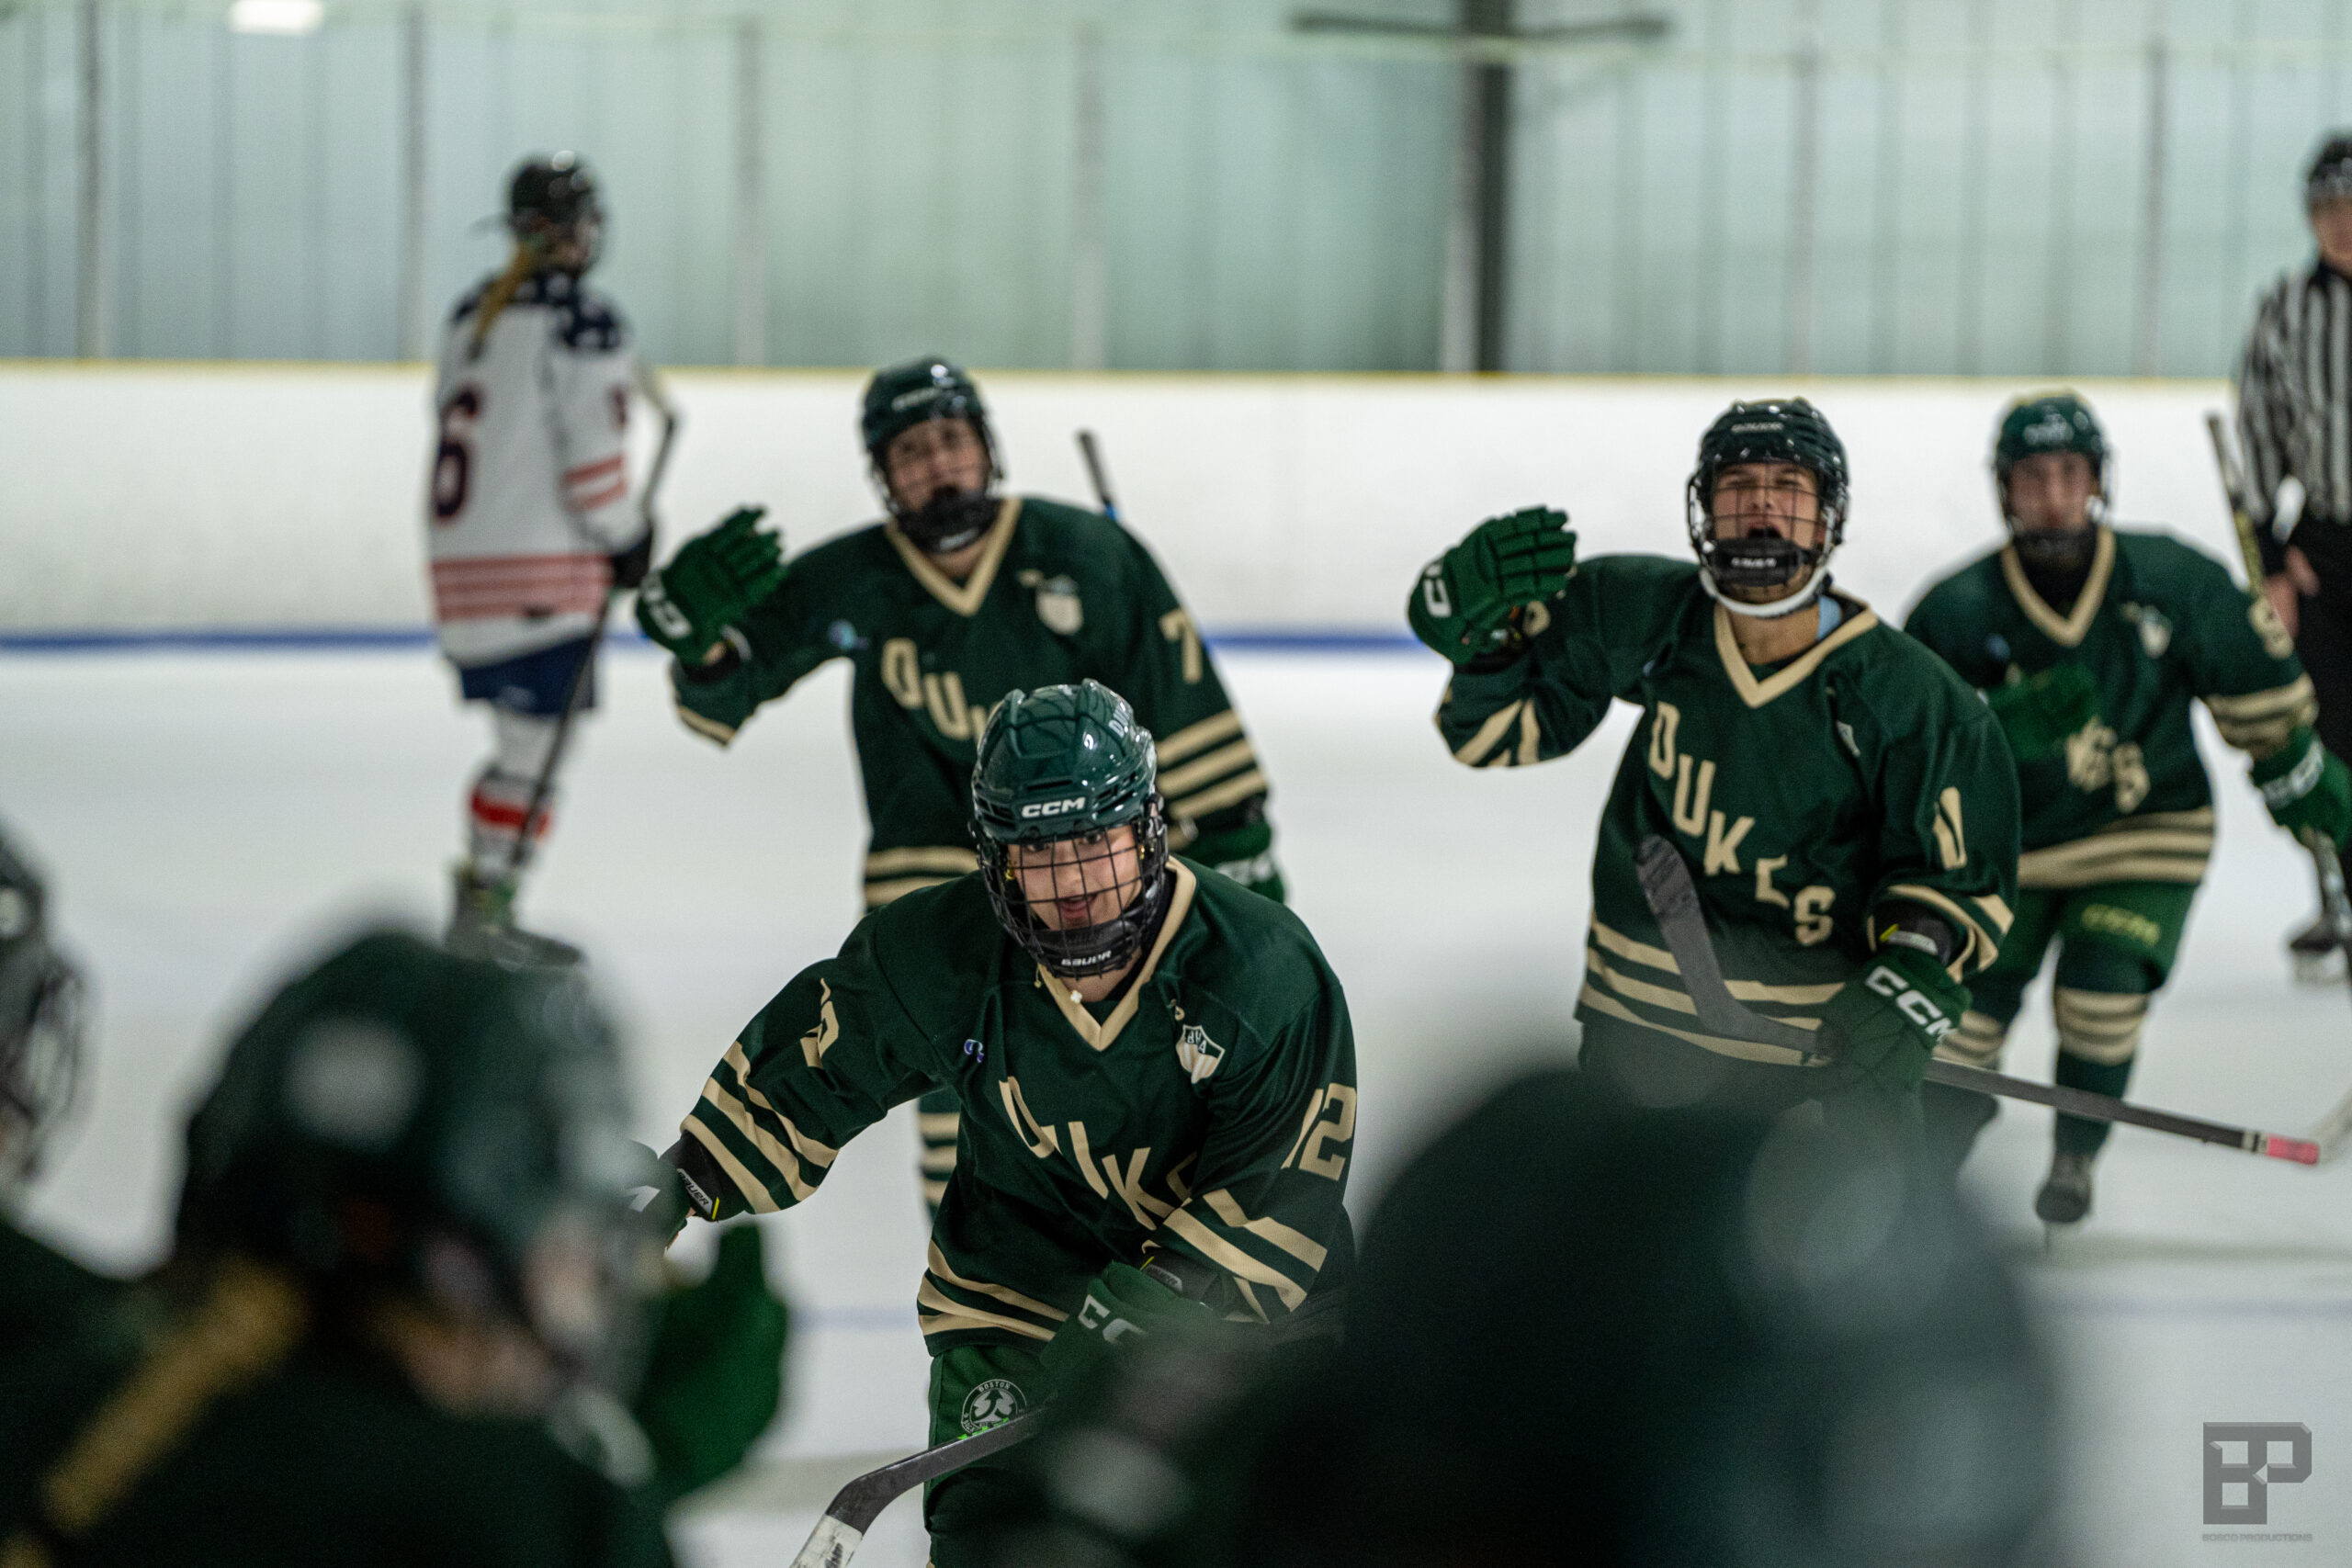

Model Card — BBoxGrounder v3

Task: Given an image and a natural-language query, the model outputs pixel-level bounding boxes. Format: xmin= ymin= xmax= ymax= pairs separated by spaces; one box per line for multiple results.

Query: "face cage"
xmin=514 ymin=209 xmax=604 ymax=274
xmin=1996 ymin=457 xmax=2110 ymax=543
xmin=876 ymin=416 xmax=1002 ymax=554
xmin=0 ymin=959 xmax=84 ymax=1193
xmin=1684 ymin=472 xmax=1848 ymax=621
xmin=979 ymin=803 xmax=1171 ymax=980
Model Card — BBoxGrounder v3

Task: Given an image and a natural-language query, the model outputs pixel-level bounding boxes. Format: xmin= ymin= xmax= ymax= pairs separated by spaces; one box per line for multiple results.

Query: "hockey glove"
xmin=1407 ymin=506 xmax=1577 ymax=666
xmin=1187 ymin=821 xmax=1286 ymax=905
xmin=633 ymin=1224 xmax=790 ymax=1507
xmin=2253 ymin=727 xmax=2352 ymax=852
xmin=1983 ymin=662 xmax=2099 ymax=764
xmin=635 ymin=505 xmax=786 ymax=662
xmin=608 ymin=527 xmax=655 ymax=592
xmin=1040 ymin=1260 xmax=1210 ymax=1387
xmin=1817 ymin=942 xmax=1968 ymax=1100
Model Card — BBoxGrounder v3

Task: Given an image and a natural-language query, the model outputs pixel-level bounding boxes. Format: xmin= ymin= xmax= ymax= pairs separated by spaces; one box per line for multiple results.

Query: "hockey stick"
xmin=783 ymin=1286 xmax=1348 ymax=1568
xmin=500 ymin=362 xmax=680 ymax=884
xmin=1076 ymin=429 xmax=1121 ymax=522
xmin=1632 ymin=836 xmax=2324 ymax=1165
xmin=786 ymin=1411 xmax=1045 ymax=1568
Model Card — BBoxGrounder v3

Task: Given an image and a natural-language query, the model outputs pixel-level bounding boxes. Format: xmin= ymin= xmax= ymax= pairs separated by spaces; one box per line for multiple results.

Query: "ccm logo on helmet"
xmin=1020 ymin=796 xmax=1089 ymax=820
xmin=1864 ymin=964 xmax=1954 ymax=1042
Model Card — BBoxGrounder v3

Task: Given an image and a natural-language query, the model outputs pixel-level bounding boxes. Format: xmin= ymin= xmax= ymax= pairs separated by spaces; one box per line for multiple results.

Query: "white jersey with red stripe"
xmin=425 ymin=269 xmax=642 ymax=667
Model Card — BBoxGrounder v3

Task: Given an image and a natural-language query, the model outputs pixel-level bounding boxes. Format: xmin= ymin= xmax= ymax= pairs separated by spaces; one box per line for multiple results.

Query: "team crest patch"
xmin=1175 ymin=1023 xmax=1226 ymax=1083
xmin=959 ymin=1377 xmax=1029 ymax=1434
xmin=1035 ymin=576 xmax=1085 ymax=636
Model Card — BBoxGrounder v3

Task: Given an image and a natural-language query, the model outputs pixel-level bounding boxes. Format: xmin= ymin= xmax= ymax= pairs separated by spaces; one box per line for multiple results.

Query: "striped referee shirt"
xmin=2237 ymin=257 xmax=2352 ymax=569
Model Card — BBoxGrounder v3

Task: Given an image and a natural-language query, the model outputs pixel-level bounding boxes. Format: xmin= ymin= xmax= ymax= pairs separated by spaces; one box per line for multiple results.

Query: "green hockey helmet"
xmin=0 ymin=823 xmax=84 ymax=1198
xmin=971 ymin=681 xmax=1170 ymax=978
xmin=1684 ymin=398 xmax=1850 ymax=620
xmin=175 ymin=931 xmax=651 ymax=1373
xmin=1992 ymin=390 xmax=2110 ymax=556
xmin=861 ymin=356 xmax=1002 ymax=554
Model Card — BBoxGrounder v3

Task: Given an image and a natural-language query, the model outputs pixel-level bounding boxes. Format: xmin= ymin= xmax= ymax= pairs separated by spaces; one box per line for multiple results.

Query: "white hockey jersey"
xmin=425 ymin=270 xmax=643 ymax=666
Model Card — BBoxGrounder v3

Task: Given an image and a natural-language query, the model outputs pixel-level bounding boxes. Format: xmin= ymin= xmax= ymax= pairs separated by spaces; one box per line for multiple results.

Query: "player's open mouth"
xmin=1055 ymin=896 xmax=1094 ymax=926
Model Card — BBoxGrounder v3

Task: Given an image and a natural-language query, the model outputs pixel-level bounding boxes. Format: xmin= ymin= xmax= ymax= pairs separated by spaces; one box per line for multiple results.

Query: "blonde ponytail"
xmin=466 ymin=241 xmax=541 ymax=362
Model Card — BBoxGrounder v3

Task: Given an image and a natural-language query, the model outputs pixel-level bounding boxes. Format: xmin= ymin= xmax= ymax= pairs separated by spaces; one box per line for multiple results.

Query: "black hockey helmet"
xmin=971 ymin=682 xmax=1170 ymax=980
xmin=861 ymin=356 xmax=1002 ymax=553
xmin=506 ymin=152 xmax=604 ymax=270
xmin=2307 ymin=131 xmax=2352 ymax=209
xmin=1266 ymin=1070 xmax=2055 ymax=1567
xmin=0 ymin=824 xmax=84 ymax=1197
xmin=1685 ymin=398 xmax=1850 ymax=619
xmin=175 ymin=931 xmax=654 ymax=1377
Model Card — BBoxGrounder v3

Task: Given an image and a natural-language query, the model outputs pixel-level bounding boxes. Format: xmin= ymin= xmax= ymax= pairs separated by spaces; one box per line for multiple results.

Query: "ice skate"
xmin=2289 ymin=911 xmax=2342 ymax=985
xmin=2033 ymin=1149 xmax=2096 ymax=1227
xmin=447 ymin=864 xmax=582 ymax=969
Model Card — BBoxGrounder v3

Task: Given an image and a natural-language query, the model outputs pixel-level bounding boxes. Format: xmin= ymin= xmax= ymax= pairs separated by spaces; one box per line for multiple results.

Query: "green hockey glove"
xmin=1407 ymin=506 xmax=1577 ymax=666
xmin=2253 ymin=728 xmax=2352 ymax=852
xmin=1983 ymin=662 xmax=2098 ymax=764
xmin=1187 ymin=822 xmax=1285 ymax=905
xmin=635 ymin=505 xmax=786 ymax=661
xmin=1040 ymin=1261 xmax=1209 ymax=1387
xmin=1817 ymin=942 xmax=1967 ymax=1099
xmin=633 ymin=1224 xmax=789 ymax=1507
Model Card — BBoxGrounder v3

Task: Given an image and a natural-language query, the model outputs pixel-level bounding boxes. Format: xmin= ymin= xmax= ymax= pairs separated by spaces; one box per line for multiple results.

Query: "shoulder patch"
xmin=1174 ymin=1022 xmax=1226 ymax=1083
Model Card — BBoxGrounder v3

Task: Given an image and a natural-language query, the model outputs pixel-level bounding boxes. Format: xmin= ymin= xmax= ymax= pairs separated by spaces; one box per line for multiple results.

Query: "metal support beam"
xmin=1439 ymin=0 xmax=1512 ymax=372
xmin=2132 ymin=32 xmax=2169 ymax=377
xmin=76 ymin=0 xmax=104 ymax=358
xmin=1068 ymin=23 xmax=1107 ymax=370
xmin=731 ymin=17 xmax=767 ymax=367
xmin=395 ymin=3 xmax=426 ymax=361
xmin=1785 ymin=24 xmax=1819 ymax=375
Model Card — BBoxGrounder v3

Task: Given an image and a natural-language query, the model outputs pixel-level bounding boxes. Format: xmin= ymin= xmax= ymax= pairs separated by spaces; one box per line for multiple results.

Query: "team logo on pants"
xmin=960 ymin=1377 xmax=1029 ymax=1435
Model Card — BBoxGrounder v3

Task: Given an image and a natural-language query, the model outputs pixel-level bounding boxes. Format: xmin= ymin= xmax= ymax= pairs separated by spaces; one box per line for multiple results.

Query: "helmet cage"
xmin=977 ymin=801 xmax=1171 ymax=979
xmin=0 ymin=953 xmax=83 ymax=1193
xmin=865 ymin=366 xmax=1002 ymax=553
xmin=1683 ymin=468 xmax=1849 ymax=621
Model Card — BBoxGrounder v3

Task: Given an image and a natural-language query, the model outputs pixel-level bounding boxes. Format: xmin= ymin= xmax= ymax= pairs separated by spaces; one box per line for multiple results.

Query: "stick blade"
xmin=788 ymin=1517 xmax=865 ymax=1568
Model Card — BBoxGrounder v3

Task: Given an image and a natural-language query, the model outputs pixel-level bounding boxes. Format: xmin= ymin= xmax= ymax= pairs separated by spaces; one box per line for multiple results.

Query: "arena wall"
xmin=0 ymin=363 xmax=2254 ymax=639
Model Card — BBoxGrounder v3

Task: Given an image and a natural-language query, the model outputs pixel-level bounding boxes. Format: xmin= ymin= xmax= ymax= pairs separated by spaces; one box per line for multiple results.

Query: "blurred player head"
xmin=971 ymin=682 xmax=1171 ymax=981
xmin=506 ymin=152 xmax=604 ymax=275
xmin=862 ymin=357 xmax=1003 ymax=555
xmin=1993 ymin=390 xmax=2109 ymax=568
xmin=174 ymin=930 xmax=657 ymax=1416
xmin=2306 ymin=132 xmax=2352 ymax=274
xmin=1686 ymin=398 xmax=1849 ymax=620
xmin=0 ymin=826 xmax=84 ymax=1203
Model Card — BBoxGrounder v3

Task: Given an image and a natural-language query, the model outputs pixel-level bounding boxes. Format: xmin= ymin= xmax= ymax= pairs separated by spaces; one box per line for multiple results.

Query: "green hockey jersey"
xmin=1435 ymin=557 xmax=2020 ymax=1066
xmin=1905 ymin=526 xmax=2313 ymax=888
xmin=676 ymin=861 xmax=1356 ymax=1347
xmin=668 ymin=497 xmax=1274 ymax=908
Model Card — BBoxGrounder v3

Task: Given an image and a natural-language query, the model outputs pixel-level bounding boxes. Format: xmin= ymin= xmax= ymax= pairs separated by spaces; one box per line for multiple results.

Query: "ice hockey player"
xmin=636 ymin=357 xmax=1283 ymax=1213
xmin=0 ymin=821 xmax=96 ymax=1333
xmin=650 ymin=681 xmax=1355 ymax=1568
xmin=1905 ymin=390 xmax=2346 ymax=1224
xmin=426 ymin=152 xmax=657 ymax=966
xmin=0 ymin=931 xmax=787 ymax=1563
xmin=1408 ymin=399 xmax=2019 ymax=1134
xmin=967 ymin=1067 xmax=2055 ymax=1568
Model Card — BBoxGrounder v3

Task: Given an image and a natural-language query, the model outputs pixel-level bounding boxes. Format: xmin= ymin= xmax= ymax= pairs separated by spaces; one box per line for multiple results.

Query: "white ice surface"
xmin=2 ymin=645 xmax=2347 ymax=1567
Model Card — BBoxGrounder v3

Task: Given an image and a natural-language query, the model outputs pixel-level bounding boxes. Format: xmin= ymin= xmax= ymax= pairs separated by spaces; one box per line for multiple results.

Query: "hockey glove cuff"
xmin=1984 ymin=662 xmax=2099 ymax=764
xmin=633 ymin=1224 xmax=789 ymax=1507
xmin=635 ymin=505 xmax=786 ymax=661
xmin=2254 ymin=727 xmax=2352 ymax=851
xmin=1039 ymin=1261 xmax=1210 ymax=1387
xmin=1818 ymin=943 xmax=1968 ymax=1099
xmin=1407 ymin=506 xmax=1577 ymax=666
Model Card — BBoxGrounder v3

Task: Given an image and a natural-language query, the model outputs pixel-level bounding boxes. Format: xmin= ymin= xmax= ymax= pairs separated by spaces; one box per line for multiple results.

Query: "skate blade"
xmin=2293 ymin=950 xmax=2345 ymax=987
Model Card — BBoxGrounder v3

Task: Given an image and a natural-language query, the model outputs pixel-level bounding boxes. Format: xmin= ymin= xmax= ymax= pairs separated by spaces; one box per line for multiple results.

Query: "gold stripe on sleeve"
xmin=1162 ymin=1208 xmax=1310 ymax=1311
xmin=2205 ymin=676 xmax=2317 ymax=721
xmin=722 ymin=1042 xmax=841 ymax=1168
xmin=1450 ymin=700 xmax=1525 ymax=765
xmin=681 ymin=1116 xmax=785 ymax=1214
xmin=1578 ymin=983 xmax=1824 ymax=1066
xmin=1203 ymin=1190 xmax=1329 ymax=1273
xmin=1167 ymin=769 xmax=1270 ymax=823
xmin=1883 ymin=885 xmax=1998 ymax=975
xmin=1158 ymin=738 xmax=1260 ymax=798
xmin=1585 ymin=919 xmax=1842 ymax=1003
xmin=2020 ymin=855 xmax=2211 ymax=888
xmin=1156 ymin=710 xmax=1245 ymax=766
xmin=698 ymin=1079 xmax=820 ymax=1202
xmin=673 ymin=702 xmax=739 ymax=746
xmin=865 ymin=846 xmax=980 ymax=879
xmin=1970 ymin=891 xmax=2017 ymax=939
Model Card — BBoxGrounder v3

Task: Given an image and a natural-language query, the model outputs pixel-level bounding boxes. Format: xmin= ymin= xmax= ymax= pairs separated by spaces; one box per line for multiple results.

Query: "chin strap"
xmin=1702 ymin=568 xmax=1832 ymax=620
